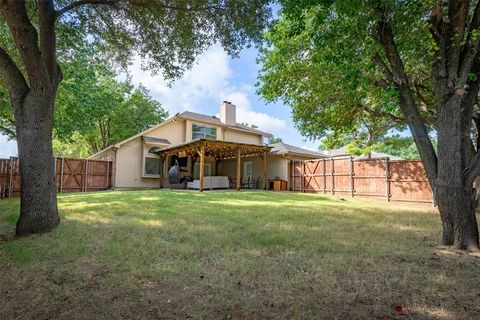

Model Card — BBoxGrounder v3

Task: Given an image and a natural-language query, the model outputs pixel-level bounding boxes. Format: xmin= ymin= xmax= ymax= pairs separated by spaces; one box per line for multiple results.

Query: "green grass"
xmin=0 ymin=190 xmax=479 ymax=319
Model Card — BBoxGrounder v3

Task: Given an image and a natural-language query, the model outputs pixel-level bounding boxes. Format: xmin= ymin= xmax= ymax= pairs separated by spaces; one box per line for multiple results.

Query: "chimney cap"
xmin=222 ymin=100 xmax=232 ymax=104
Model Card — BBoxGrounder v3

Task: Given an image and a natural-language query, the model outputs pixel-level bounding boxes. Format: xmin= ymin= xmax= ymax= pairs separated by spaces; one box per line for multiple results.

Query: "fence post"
xmin=322 ymin=158 xmax=326 ymax=194
xmin=291 ymin=160 xmax=295 ymax=191
xmin=106 ymin=161 xmax=109 ymax=189
xmin=60 ymin=157 xmax=64 ymax=193
xmin=8 ymin=157 xmax=14 ymax=198
xmin=350 ymin=156 xmax=354 ymax=198
xmin=300 ymin=161 xmax=304 ymax=192
xmin=53 ymin=157 xmax=57 ymax=193
xmin=330 ymin=157 xmax=334 ymax=195
xmin=84 ymin=159 xmax=89 ymax=192
xmin=385 ymin=158 xmax=390 ymax=202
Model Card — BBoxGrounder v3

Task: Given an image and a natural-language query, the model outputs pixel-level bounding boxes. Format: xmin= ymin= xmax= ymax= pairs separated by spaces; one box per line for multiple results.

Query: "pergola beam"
xmin=198 ymin=144 xmax=205 ymax=192
xmin=236 ymin=148 xmax=241 ymax=191
xmin=263 ymin=151 xmax=268 ymax=190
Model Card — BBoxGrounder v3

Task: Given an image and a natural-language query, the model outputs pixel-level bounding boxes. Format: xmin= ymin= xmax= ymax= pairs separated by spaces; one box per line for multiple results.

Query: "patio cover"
xmin=155 ymin=138 xmax=272 ymax=191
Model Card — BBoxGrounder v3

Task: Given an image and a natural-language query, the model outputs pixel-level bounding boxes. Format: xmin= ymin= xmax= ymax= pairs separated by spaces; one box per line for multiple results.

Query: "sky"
xmin=0 ymin=44 xmax=320 ymax=158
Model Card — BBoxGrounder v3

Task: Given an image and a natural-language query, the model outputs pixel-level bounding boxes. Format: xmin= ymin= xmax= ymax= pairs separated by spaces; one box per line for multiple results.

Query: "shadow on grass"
xmin=0 ymin=190 xmax=476 ymax=319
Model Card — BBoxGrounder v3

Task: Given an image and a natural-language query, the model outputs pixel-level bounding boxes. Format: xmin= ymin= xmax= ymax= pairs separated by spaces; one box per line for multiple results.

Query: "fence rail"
xmin=291 ymin=157 xmax=433 ymax=204
xmin=0 ymin=157 xmax=113 ymax=199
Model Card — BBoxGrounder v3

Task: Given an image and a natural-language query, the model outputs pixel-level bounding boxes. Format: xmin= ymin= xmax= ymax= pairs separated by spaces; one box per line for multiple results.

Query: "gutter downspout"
xmin=112 ymin=146 xmax=118 ymax=190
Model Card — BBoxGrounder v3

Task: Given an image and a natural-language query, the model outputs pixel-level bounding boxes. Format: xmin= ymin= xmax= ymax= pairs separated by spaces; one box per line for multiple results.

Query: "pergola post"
xmin=263 ymin=151 xmax=268 ymax=190
xmin=159 ymin=155 xmax=165 ymax=189
xmin=236 ymin=148 xmax=241 ymax=191
xmin=199 ymin=144 xmax=205 ymax=192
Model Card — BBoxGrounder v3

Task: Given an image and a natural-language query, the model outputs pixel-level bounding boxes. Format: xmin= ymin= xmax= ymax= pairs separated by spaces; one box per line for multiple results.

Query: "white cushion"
xmin=187 ymin=176 xmax=229 ymax=189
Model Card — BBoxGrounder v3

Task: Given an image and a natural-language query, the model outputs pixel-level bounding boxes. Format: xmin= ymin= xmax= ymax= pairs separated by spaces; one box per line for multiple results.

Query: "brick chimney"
xmin=220 ymin=101 xmax=236 ymax=125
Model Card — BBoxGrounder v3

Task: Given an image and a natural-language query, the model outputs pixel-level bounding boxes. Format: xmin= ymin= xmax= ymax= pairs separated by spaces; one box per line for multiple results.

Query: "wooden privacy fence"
xmin=291 ymin=157 xmax=433 ymax=204
xmin=0 ymin=157 xmax=113 ymax=199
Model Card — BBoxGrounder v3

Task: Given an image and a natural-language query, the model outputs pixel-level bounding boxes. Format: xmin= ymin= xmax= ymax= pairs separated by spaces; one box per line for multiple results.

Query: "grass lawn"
xmin=0 ymin=190 xmax=479 ymax=319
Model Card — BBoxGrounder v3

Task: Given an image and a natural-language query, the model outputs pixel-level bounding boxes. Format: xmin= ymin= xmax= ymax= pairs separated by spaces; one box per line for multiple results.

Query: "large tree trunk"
xmin=435 ymin=186 xmax=478 ymax=250
xmin=435 ymin=94 xmax=479 ymax=249
xmin=14 ymin=90 xmax=59 ymax=236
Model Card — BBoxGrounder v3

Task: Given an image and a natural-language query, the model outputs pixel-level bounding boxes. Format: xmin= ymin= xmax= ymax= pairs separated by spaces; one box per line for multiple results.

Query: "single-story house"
xmin=89 ymin=101 xmax=327 ymax=191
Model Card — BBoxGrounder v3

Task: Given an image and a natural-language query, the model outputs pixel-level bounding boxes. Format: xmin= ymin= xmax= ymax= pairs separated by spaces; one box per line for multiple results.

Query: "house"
xmin=89 ymin=101 xmax=327 ymax=191
xmin=322 ymin=147 xmax=404 ymax=160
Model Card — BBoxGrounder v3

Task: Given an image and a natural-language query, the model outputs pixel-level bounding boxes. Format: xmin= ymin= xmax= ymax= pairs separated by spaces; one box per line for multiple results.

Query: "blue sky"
xmin=0 ymin=44 xmax=319 ymax=158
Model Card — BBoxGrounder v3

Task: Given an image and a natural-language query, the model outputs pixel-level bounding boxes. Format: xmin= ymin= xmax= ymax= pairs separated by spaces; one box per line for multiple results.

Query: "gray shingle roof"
xmin=177 ymin=111 xmax=272 ymax=137
xmin=269 ymin=142 xmax=328 ymax=158
xmin=143 ymin=136 xmax=171 ymax=145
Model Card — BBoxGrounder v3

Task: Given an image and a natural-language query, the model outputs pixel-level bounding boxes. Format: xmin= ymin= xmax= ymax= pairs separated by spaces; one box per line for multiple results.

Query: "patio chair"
xmin=241 ymin=176 xmax=253 ymax=189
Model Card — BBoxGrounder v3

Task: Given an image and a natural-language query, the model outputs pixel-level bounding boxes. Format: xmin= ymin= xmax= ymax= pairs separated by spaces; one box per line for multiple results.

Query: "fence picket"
xmin=0 ymin=156 xmax=113 ymax=200
xmin=291 ymin=157 xmax=433 ymax=204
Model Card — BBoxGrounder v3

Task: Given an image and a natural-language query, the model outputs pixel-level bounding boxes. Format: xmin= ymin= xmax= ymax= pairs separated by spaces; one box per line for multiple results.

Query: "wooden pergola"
xmin=155 ymin=138 xmax=272 ymax=192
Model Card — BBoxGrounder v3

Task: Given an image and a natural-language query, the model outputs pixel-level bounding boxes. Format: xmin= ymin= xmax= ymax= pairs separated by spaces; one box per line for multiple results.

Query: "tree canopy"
xmin=259 ymin=0 xmax=480 ymax=250
xmin=0 ymin=0 xmax=273 ymax=235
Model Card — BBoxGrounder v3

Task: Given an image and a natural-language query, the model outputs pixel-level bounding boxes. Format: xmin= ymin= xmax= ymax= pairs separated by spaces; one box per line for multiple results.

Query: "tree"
xmin=0 ymin=0 xmax=271 ymax=236
xmin=259 ymin=1 xmax=480 ymax=250
xmin=375 ymin=136 xmax=421 ymax=160
xmin=269 ymin=135 xmax=283 ymax=144
xmin=1 ymin=45 xmax=166 ymax=156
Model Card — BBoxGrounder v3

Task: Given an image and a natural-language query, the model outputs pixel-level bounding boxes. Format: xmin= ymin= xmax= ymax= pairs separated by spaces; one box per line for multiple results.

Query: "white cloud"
xmin=0 ymin=135 xmax=17 ymax=158
xmin=223 ymin=92 xmax=286 ymax=131
xmin=124 ymin=45 xmax=287 ymax=133
xmin=126 ymin=45 xmax=232 ymax=114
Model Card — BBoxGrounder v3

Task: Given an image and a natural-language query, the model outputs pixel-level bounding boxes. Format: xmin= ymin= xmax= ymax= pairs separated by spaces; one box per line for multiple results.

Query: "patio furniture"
xmin=269 ymin=179 xmax=288 ymax=191
xmin=187 ymin=176 xmax=229 ymax=190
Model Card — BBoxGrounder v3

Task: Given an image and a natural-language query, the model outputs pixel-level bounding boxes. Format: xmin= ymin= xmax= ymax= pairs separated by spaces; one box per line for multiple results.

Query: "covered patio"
xmin=155 ymin=138 xmax=272 ymax=192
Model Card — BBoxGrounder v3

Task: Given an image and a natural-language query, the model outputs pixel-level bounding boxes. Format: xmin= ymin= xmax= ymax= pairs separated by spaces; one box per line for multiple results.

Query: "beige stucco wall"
xmin=90 ymin=116 xmax=268 ymax=189
xmin=224 ymin=129 xmax=263 ymax=145
xmin=218 ymin=154 xmax=288 ymax=187
xmin=113 ymin=120 xmax=187 ymax=188
xmin=147 ymin=119 xmax=186 ymax=145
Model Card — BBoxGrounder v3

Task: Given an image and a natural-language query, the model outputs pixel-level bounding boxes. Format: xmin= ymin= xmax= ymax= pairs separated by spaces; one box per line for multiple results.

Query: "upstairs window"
xmin=192 ymin=124 xmax=217 ymax=140
xmin=148 ymin=147 xmax=162 ymax=155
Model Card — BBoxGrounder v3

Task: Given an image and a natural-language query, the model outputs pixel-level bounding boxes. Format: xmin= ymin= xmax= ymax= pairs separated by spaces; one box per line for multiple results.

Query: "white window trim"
xmin=244 ymin=161 xmax=253 ymax=178
xmin=193 ymin=163 xmax=211 ymax=179
xmin=192 ymin=123 xmax=217 ymax=140
xmin=142 ymin=143 xmax=167 ymax=178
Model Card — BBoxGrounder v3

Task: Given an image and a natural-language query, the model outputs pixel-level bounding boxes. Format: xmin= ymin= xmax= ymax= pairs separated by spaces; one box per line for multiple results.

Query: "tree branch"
xmin=375 ymin=10 xmax=438 ymax=186
xmin=38 ymin=0 xmax=60 ymax=83
xmin=372 ymin=53 xmax=393 ymax=83
xmin=55 ymin=0 xmax=120 ymax=18
xmin=464 ymin=150 xmax=480 ymax=187
xmin=0 ymin=46 xmax=29 ymax=99
xmin=55 ymin=0 xmax=222 ymax=19
xmin=445 ymin=0 xmax=468 ymax=82
xmin=0 ymin=0 xmax=49 ymax=87
xmin=459 ymin=1 xmax=480 ymax=82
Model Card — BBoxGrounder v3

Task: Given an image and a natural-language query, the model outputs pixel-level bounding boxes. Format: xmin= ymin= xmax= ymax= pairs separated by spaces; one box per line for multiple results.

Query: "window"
xmin=244 ymin=161 xmax=253 ymax=178
xmin=192 ymin=124 xmax=217 ymax=140
xmin=193 ymin=163 xmax=211 ymax=179
xmin=144 ymin=144 xmax=162 ymax=177
xmin=145 ymin=157 xmax=161 ymax=175
xmin=148 ymin=146 xmax=162 ymax=155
